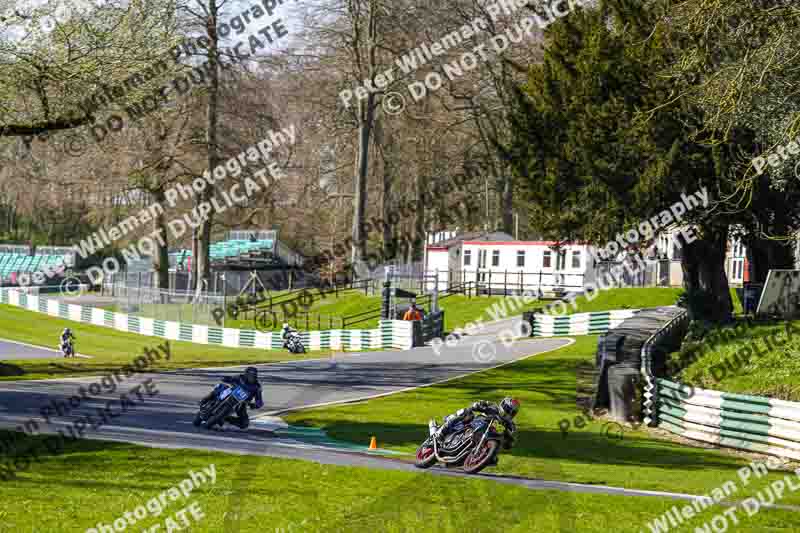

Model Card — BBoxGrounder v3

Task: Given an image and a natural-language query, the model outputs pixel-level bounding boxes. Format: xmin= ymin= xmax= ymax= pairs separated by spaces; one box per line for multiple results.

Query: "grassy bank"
xmin=0 ymin=304 xmax=314 ymax=381
xmin=672 ymin=318 xmax=800 ymax=400
xmin=285 ymin=336 xmax=800 ymax=510
xmin=559 ymin=287 xmax=683 ymax=314
xmin=92 ymin=287 xmax=689 ymax=335
xmin=0 ymin=430 xmax=794 ymax=532
xmin=220 ymin=290 xmax=520 ymax=333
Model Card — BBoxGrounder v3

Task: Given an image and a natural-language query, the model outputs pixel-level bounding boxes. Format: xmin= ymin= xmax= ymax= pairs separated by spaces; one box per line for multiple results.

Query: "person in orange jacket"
xmin=403 ymin=302 xmax=423 ymax=321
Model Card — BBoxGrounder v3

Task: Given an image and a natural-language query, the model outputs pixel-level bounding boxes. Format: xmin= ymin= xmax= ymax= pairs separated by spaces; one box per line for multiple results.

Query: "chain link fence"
xmin=97 ymin=269 xmax=330 ymax=327
xmin=99 ymin=283 xmax=226 ymax=326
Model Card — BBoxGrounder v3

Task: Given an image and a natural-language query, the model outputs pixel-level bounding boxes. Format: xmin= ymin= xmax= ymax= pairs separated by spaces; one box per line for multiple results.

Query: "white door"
xmin=477 ymin=250 xmax=487 ymax=282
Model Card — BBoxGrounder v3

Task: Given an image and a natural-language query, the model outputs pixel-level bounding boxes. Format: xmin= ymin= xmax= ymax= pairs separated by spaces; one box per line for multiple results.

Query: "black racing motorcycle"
xmin=193 ymin=383 xmax=253 ymax=429
xmin=415 ymin=413 xmax=513 ymax=474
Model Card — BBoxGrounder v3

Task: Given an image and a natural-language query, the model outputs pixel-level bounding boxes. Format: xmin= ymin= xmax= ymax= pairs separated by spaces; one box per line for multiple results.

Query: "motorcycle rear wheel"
xmin=463 ymin=440 xmax=499 ymax=474
xmin=414 ymin=439 xmax=437 ymax=469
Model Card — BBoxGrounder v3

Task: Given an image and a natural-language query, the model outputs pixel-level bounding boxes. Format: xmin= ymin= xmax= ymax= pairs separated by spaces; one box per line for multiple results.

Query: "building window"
xmin=464 ymin=250 xmax=471 ymax=266
xmin=733 ymin=239 xmax=745 ymax=258
xmin=572 ymin=250 xmax=581 ymax=269
xmin=492 ymin=250 xmax=500 ymax=267
xmin=517 ymin=250 xmax=525 ymax=268
xmin=543 ymin=250 xmax=552 ymax=268
xmin=557 ymin=250 xmax=566 ymax=270
xmin=479 ymin=249 xmax=487 ymax=269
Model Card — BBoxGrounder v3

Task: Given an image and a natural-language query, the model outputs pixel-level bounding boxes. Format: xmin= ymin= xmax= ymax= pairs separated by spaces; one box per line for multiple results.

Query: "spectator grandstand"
xmin=168 ymin=230 xmax=303 ymax=271
xmin=0 ymin=245 xmax=74 ymax=284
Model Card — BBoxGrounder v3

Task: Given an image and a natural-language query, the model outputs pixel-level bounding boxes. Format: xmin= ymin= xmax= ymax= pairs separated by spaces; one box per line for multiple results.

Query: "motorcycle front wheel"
xmin=414 ymin=439 xmax=437 ymax=469
xmin=462 ymin=439 xmax=499 ymax=474
xmin=204 ymin=402 xmax=231 ymax=429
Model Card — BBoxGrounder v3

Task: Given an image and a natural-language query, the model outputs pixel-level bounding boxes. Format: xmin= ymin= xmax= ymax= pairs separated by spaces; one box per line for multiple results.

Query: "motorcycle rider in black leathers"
xmin=434 ymin=397 xmax=520 ymax=453
xmin=200 ymin=367 xmax=264 ymax=429
xmin=60 ymin=328 xmax=76 ymax=357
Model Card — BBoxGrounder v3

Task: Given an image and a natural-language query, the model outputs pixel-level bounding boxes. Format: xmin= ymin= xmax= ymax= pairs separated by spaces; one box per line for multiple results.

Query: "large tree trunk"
xmin=351 ymin=95 xmax=375 ymax=266
xmin=151 ymin=188 xmax=170 ymax=290
xmin=349 ymin=0 xmax=379 ymax=268
xmin=194 ymin=1 xmax=220 ymax=299
xmin=681 ymin=225 xmax=732 ymax=322
xmin=382 ymin=172 xmax=394 ymax=263
xmin=412 ymin=168 xmax=425 ymax=264
xmin=744 ymin=233 xmax=795 ymax=284
xmin=501 ymin=172 xmax=514 ymax=235
xmin=380 ymin=126 xmax=394 ymax=262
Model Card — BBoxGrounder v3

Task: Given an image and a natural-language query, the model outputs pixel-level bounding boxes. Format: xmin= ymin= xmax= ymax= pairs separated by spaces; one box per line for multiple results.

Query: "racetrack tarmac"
xmin=1 ymin=317 xmax=796 ymax=509
xmin=0 ymin=337 xmax=63 ymax=360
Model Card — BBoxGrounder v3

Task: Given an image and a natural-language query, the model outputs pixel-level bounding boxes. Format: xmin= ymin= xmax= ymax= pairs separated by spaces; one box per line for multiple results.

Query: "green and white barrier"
xmin=652 ymin=379 xmax=800 ymax=461
xmin=0 ymin=288 xmax=413 ymax=352
xmin=531 ymin=309 xmax=640 ymax=337
xmin=637 ymin=307 xmax=800 ymax=462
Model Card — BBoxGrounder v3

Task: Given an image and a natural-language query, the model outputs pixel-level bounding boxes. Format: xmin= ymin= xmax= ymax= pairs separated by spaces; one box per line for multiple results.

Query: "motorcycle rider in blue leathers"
xmin=200 ymin=367 xmax=264 ymax=429
xmin=60 ymin=328 xmax=76 ymax=357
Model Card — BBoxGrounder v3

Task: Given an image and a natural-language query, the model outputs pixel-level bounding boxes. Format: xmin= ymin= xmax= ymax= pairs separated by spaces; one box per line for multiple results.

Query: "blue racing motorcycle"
xmin=194 ymin=382 xmax=253 ymax=429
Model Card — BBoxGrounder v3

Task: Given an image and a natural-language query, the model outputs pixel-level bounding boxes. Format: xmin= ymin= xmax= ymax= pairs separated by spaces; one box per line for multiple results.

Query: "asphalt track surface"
xmin=1 ymin=316 xmax=797 ymax=510
xmin=0 ymin=337 xmax=64 ymax=360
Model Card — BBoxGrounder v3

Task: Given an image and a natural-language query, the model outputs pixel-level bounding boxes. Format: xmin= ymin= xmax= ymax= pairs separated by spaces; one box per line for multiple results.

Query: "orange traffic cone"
xmin=369 ymin=436 xmax=377 ymax=450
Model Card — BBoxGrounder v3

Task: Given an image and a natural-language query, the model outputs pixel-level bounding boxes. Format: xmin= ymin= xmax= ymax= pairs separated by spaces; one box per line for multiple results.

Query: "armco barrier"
xmin=0 ymin=288 xmax=413 ymax=351
xmin=653 ymin=379 xmax=800 ymax=461
xmin=529 ymin=309 xmax=640 ymax=337
xmin=640 ymin=308 xmax=800 ymax=462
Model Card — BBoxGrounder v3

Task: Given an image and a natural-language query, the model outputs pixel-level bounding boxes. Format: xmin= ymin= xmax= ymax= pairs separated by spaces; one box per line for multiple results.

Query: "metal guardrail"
xmin=341 ymin=281 xmax=472 ymax=328
xmin=640 ymin=308 xmax=691 ymax=426
xmin=416 ymin=310 xmax=444 ymax=346
xmin=640 ymin=309 xmax=800 ymax=461
xmin=654 ymin=379 xmax=800 ymax=461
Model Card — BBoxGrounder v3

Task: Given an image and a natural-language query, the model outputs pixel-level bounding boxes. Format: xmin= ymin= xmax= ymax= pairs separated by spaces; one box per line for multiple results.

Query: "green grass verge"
xmin=0 ymin=431 xmax=795 ymax=532
xmin=218 ymin=290 xmax=521 ymax=333
xmin=730 ymin=287 xmax=744 ymax=315
xmin=561 ymin=287 xmax=684 ymax=314
xmin=0 ymin=304 xmax=318 ymax=381
xmin=225 ymin=287 xmax=685 ymax=333
xmin=285 ymin=336 xmax=800 ymax=508
xmin=96 ymin=287 xmax=688 ymax=336
xmin=673 ymin=318 xmax=800 ymax=400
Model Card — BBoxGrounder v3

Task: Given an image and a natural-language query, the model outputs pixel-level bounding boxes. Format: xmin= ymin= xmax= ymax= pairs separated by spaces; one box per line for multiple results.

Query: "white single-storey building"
xmin=424 ymin=227 xmax=753 ymax=294
xmin=424 ymin=231 xmax=600 ymax=294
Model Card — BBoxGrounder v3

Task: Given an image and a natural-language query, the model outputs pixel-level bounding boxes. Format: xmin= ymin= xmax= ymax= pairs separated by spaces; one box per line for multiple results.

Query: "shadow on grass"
xmin=290 ymin=419 xmax=742 ymax=473
xmin=0 ymin=429 xmax=136 ymax=477
xmin=0 ymin=363 xmax=25 ymax=376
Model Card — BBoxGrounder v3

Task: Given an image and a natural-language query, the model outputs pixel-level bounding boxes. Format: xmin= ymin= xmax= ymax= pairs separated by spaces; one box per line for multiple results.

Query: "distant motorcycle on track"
xmin=281 ymin=323 xmax=306 ymax=354
xmin=415 ymin=413 xmax=514 ymax=474
xmin=60 ymin=339 xmax=75 ymax=358
xmin=194 ymin=383 xmax=254 ymax=429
